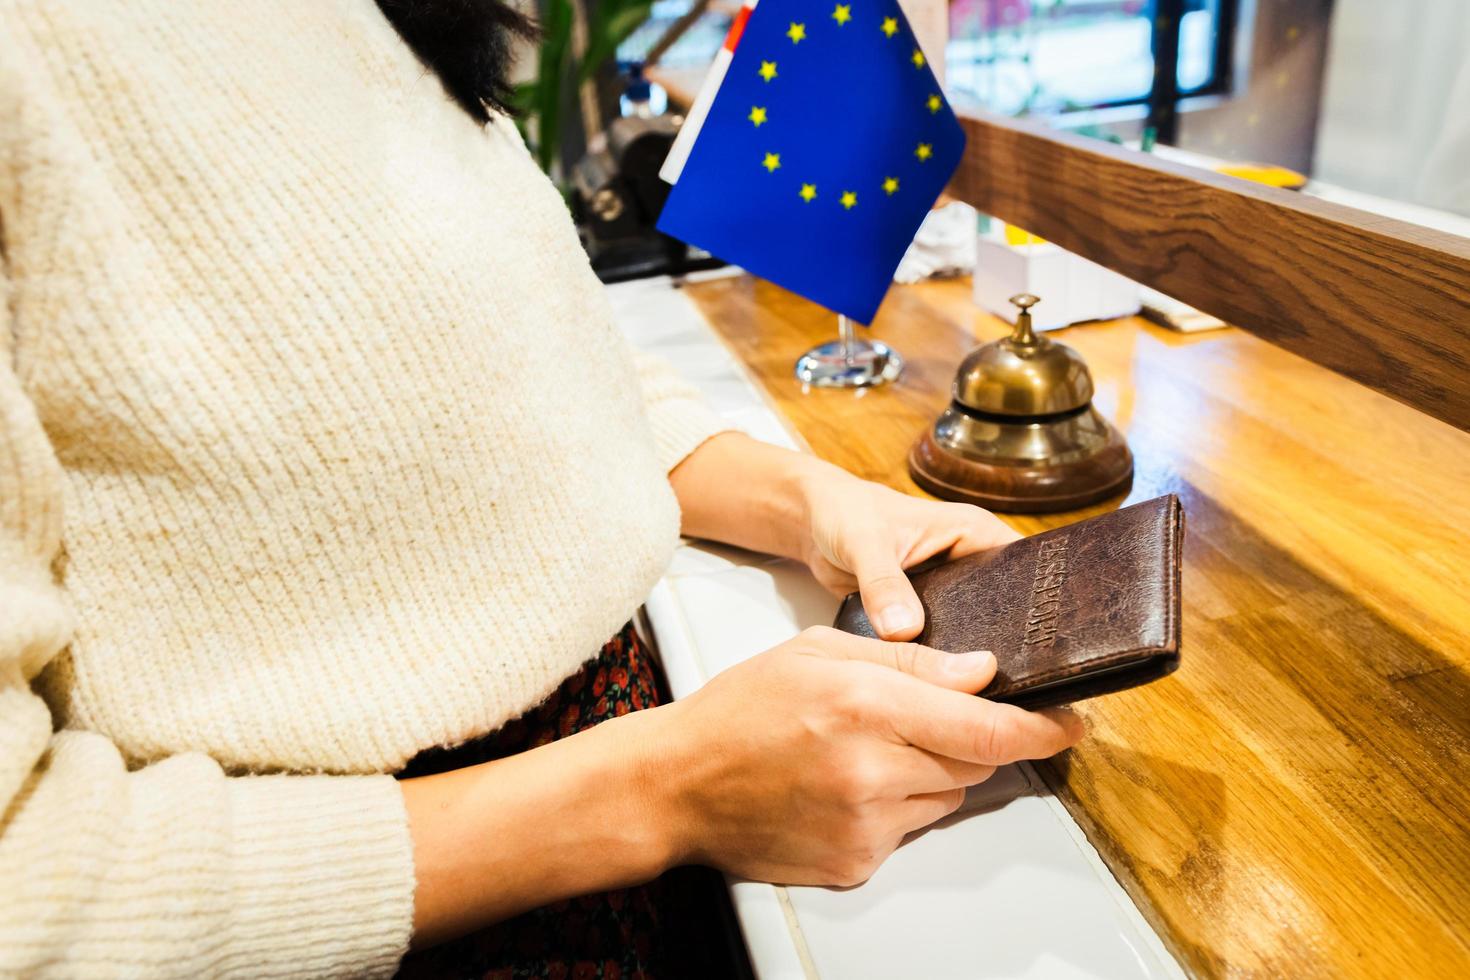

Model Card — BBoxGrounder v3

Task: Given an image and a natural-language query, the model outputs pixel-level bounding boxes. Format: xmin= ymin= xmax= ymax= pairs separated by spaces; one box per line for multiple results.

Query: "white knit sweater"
xmin=0 ymin=2 xmax=731 ymax=976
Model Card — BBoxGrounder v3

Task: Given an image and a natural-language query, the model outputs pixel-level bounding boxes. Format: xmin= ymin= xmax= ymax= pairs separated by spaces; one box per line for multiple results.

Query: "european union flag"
xmin=656 ymin=1 xmax=965 ymax=324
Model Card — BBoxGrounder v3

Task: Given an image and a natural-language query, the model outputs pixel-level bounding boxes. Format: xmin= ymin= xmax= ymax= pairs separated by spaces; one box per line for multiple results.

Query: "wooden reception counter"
xmin=678 ymin=272 xmax=1470 ymax=978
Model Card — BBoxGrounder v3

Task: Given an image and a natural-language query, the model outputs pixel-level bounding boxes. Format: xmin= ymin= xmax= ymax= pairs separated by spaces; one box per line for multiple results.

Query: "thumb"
xmin=810 ymin=629 xmax=998 ymax=694
xmin=847 ymin=541 xmax=925 ymax=640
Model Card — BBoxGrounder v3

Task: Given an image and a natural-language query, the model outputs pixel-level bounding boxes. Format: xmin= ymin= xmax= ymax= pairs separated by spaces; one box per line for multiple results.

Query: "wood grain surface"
xmin=948 ymin=109 xmax=1470 ymax=432
xmin=679 ymin=272 xmax=1470 ymax=979
xmin=650 ymin=67 xmax=1470 ymax=432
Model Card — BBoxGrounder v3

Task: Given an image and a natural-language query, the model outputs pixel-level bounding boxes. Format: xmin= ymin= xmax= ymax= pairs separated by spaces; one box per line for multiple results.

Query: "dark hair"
xmin=375 ymin=0 xmax=538 ymax=123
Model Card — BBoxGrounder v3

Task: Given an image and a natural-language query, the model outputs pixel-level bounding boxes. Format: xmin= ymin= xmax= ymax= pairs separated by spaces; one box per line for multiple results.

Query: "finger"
xmin=882 ymin=744 xmax=996 ymax=796
xmin=941 ymin=503 xmax=1023 ymax=557
xmin=843 ymin=538 xmax=925 ymax=640
xmin=891 ymin=788 xmax=967 ymax=836
xmin=880 ymin=674 xmax=1086 ymax=764
xmin=804 ymin=628 xmax=998 ymax=694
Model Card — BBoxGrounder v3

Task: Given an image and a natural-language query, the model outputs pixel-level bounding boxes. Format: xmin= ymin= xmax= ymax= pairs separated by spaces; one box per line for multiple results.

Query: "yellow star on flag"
xmin=915 ymin=142 xmax=933 ymax=161
xmin=912 ymin=48 xmax=926 ymax=68
xmin=787 ymin=22 xmax=806 ymax=43
xmin=832 ymin=4 xmax=851 ymax=25
xmin=840 ymin=190 xmax=857 ymax=209
xmin=927 ymin=93 xmax=942 ymax=113
xmin=882 ymin=176 xmax=899 ymax=195
xmin=748 ymin=106 xmax=768 ymax=126
xmin=799 ymin=183 xmax=818 ymax=203
xmin=758 ymin=60 xmax=778 ymax=82
xmin=762 ymin=152 xmax=781 ymax=172
xmin=881 ymin=17 xmax=898 ymax=38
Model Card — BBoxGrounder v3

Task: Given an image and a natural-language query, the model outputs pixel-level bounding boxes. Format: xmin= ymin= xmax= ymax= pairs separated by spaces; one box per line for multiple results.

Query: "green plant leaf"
xmin=578 ymin=0 xmax=653 ymax=86
xmin=533 ymin=0 xmax=575 ymax=174
xmin=509 ymin=80 xmax=536 ymax=144
xmin=510 ymin=81 xmax=537 ymax=114
xmin=520 ymin=0 xmax=654 ymax=175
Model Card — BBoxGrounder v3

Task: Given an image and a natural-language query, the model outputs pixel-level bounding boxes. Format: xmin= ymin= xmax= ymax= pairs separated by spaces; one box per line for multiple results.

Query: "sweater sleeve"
xmin=0 ymin=299 xmax=416 ymax=977
xmin=632 ymin=350 xmax=739 ymax=473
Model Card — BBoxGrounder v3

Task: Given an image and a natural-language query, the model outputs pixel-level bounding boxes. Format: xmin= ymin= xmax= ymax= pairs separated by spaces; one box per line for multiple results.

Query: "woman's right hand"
xmin=639 ymin=627 xmax=1084 ymax=887
xmin=404 ymin=627 xmax=1082 ymax=948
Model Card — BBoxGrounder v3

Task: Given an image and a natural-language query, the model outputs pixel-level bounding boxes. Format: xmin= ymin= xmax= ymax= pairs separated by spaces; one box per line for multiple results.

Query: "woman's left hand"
xmin=796 ymin=467 xmax=1020 ymax=640
xmin=671 ymin=432 xmax=1021 ymax=642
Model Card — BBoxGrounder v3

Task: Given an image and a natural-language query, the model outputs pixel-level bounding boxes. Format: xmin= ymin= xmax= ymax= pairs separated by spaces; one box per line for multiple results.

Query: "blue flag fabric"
xmin=656 ymin=1 xmax=965 ymax=324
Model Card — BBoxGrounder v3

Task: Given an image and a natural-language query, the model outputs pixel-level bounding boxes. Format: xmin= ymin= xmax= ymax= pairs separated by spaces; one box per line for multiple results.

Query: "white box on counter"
xmin=973 ymin=226 xmax=1140 ymax=331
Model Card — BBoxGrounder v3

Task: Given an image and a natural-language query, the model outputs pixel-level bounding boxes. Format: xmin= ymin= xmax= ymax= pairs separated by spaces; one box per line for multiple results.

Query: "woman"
xmin=0 ymin=2 xmax=1082 ymax=977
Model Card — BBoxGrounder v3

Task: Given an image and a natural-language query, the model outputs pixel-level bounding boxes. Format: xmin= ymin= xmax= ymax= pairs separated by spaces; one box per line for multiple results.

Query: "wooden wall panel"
xmin=949 ymin=110 xmax=1470 ymax=430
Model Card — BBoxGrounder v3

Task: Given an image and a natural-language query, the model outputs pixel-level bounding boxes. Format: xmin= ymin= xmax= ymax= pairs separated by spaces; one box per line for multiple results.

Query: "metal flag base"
xmin=794 ymin=315 xmax=904 ymax=388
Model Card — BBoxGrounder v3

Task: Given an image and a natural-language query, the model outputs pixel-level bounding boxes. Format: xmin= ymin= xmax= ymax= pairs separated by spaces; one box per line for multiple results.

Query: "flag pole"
xmin=793 ymin=313 xmax=904 ymax=388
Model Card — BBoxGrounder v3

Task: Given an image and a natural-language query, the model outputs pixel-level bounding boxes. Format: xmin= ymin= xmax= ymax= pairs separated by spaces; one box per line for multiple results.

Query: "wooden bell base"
xmin=908 ymin=428 xmax=1134 ymax=514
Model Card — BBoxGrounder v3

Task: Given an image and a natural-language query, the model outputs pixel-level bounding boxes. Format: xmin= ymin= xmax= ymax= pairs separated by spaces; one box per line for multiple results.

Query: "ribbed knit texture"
xmin=0 ymin=1 xmax=731 ymax=976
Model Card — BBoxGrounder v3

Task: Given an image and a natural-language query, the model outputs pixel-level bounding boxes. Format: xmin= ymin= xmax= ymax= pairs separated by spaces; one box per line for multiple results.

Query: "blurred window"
xmin=947 ymin=0 xmax=1236 ymax=115
xmin=617 ymin=1 xmax=1237 ymax=120
xmin=618 ymin=0 xmax=737 ymax=69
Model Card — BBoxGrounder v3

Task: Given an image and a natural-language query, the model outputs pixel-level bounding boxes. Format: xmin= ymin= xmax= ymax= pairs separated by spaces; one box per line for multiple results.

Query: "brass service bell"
xmin=908 ymin=293 xmax=1132 ymax=512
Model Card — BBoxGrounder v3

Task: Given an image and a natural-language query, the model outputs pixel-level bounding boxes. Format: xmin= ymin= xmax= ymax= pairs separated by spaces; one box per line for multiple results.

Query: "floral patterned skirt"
xmin=395 ymin=623 xmax=747 ymax=980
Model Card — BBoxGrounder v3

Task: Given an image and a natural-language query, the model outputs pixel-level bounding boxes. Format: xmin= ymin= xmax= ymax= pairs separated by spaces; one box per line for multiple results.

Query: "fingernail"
xmin=875 ymin=604 xmax=919 ymax=635
xmin=942 ymin=650 xmax=994 ymax=676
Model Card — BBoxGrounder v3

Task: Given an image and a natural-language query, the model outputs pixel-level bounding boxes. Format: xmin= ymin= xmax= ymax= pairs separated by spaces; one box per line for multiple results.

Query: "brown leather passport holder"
xmin=834 ymin=495 xmax=1183 ymax=710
